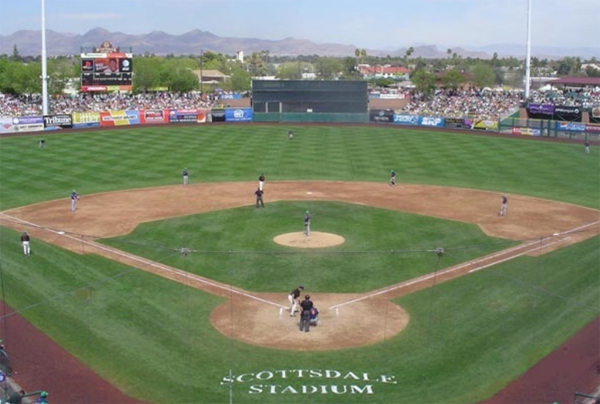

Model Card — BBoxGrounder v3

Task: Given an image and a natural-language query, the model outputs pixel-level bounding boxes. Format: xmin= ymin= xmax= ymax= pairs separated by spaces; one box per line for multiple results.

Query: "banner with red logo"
xmin=140 ymin=109 xmax=169 ymax=124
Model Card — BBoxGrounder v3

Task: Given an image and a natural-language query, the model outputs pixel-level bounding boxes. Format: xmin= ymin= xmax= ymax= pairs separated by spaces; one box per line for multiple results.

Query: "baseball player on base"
xmin=288 ymin=285 xmax=304 ymax=316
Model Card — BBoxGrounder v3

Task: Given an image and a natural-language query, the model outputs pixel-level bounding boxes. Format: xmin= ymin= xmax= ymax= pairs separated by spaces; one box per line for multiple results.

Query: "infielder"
xmin=182 ymin=168 xmax=189 ymax=186
xmin=288 ymin=285 xmax=304 ymax=316
xmin=499 ymin=195 xmax=508 ymax=217
xmin=70 ymin=190 xmax=80 ymax=212
xmin=20 ymin=232 xmax=31 ymax=256
xmin=304 ymin=211 xmax=311 ymax=237
xmin=258 ymin=173 xmax=265 ymax=191
xmin=390 ymin=169 xmax=396 ymax=187
xmin=255 ymin=188 xmax=264 ymax=208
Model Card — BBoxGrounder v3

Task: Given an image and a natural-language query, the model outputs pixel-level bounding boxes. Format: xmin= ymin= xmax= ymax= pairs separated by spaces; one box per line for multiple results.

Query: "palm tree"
xmin=447 ymin=48 xmax=452 ymax=59
xmin=404 ymin=46 xmax=414 ymax=68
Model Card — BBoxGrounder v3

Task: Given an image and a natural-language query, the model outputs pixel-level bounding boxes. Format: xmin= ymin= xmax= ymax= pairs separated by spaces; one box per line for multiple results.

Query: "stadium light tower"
xmin=524 ymin=0 xmax=532 ymax=99
xmin=41 ymin=0 xmax=49 ymax=115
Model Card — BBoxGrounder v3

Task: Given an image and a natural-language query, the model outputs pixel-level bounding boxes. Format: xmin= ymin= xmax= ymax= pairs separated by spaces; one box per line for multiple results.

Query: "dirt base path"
xmin=1 ymin=181 xmax=599 ymax=352
xmin=0 ymin=181 xmax=599 ymax=402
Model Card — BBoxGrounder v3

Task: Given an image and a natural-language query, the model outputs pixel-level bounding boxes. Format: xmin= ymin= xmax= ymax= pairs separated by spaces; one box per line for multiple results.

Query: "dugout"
xmin=251 ymin=80 xmax=369 ymax=123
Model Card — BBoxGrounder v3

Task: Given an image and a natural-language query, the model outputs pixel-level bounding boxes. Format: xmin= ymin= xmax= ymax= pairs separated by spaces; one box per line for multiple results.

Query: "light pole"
xmin=200 ymin=48 xmax=203 ymax=94
xmin=41 ymin=0 xmax=49 ymax=115
xmin=524 ymin=0 xmax=532 ymax=99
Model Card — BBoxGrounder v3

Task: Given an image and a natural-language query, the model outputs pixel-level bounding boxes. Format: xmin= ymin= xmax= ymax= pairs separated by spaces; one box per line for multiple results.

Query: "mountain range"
xmin=0 ymin=27 xmax=597 ymax=59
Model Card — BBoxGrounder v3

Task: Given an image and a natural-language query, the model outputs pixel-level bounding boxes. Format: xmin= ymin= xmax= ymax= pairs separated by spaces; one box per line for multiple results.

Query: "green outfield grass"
xmin=101 ymin=201 xmax=515 ymax=292
xmin=0 ymin=125 xmax=598 ymax=210
xmin=0 ymin=125 xmax=599 ymax=404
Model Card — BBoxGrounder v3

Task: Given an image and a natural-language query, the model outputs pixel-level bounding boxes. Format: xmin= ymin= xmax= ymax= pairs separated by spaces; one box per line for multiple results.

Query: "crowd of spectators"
xmin=0 ymin=92 xmax=217 ymax=117
xmin=400 ymin=88 xmax=523 ymax=120
xmin=525 ymin=87 xmax=600 ymax=110
xmin=1 ymin=86 xmax=599 ymax=120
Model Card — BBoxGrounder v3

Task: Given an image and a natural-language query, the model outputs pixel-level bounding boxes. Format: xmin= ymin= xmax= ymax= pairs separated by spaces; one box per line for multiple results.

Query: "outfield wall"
xmin=1 ymin=107 xmax=599 ymax=142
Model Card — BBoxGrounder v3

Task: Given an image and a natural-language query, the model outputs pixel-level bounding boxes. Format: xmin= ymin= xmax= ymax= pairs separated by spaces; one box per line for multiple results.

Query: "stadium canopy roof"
xmin=550 ymin=77 xmax=600 ymax=86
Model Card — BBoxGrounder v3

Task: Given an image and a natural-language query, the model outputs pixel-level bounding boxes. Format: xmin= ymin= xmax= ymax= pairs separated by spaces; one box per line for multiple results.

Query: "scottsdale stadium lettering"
xmin=220 ymin=369 xmax=396 ymax=395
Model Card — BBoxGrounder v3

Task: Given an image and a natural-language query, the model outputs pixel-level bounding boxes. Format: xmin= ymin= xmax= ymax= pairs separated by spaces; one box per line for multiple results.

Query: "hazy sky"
xmin=0 ymin=0 xmax=598 ymax=49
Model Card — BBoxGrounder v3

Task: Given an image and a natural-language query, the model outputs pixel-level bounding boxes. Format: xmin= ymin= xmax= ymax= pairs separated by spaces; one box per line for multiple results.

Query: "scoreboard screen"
xmin=80 ymin=53 xmax=133 ymax=92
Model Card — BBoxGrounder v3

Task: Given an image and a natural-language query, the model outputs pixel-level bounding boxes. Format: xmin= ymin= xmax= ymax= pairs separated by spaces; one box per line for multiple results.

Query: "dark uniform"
xmin=299 ymin=295 xmax=314 ymax=332
xmin=288 ymin=286 xmax=304 ymax=316
xmin=255 ymin=189 xmax=264 ymax=208
xmin=499 ymin=195 xmax=508 ymax=217
xmin=390 ymin=170 xmax=396 ymax=187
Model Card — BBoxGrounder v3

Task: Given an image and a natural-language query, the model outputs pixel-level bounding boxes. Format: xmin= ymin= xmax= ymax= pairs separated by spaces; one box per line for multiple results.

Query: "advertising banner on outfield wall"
xmin=470 ymin=119 xmax=499 ymax=130
xmin=72 ymin=112 xmax=101 ymax=128
xmin=99 ymin=110 xmax=140 ymax=127
xmin=43 ymin=114 xmax=73 ymax=130
xmin=0 ymin=117 xmax=15 ymax=134
xmin=370 ymin=109 xmax=395 ymax=123
xmin=527 ymin=103 xmax=554 ymax=119
xmin=590 ymin=105 xmax=600 ymax=124
xmin=197 ymin=109 xmax=208 ymax=123
xmin=444 ymin=118 xmax=471 ymax=129
xmin=556 ymin=121 xmax=585 ymax=132
xmin=12 ymin=116 xmax=45 ymax=133
xmin=211 ymin=109 xmax=226 ymax=122
xmin=418 ymin=116 xmax=445 ymax=127
xmin=585 ymin=124 xmax=600 ymax=132
xmin=512 ymin=127 xmax=541 ymax=136
xmin=169 ymin=109 xmax=199 ymax=123
xmin=393 ymin=114 xmax=419 ymax=125
xmin=553 ymin=105 xmax=582 ymax=122
xmin=140 ymin=109 xmax=169 ymax=124
xmin=225 ymin=108 xmax=253 ymax=122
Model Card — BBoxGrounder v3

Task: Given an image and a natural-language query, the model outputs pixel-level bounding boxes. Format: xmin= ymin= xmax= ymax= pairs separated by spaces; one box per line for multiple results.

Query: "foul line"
xmin=0 ymin=213 xmax=287 ymax=310
xmin=329 ymin=236 xmax=572 ymax=310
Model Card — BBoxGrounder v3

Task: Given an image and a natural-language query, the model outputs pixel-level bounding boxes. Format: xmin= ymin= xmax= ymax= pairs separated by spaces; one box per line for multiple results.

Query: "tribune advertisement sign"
xmin=43 ymin=114 xmax=73 ymax=130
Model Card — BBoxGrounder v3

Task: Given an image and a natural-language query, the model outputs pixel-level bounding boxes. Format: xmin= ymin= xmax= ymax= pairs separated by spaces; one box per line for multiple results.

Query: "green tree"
xmin=410 ymin=68 xmax=435 ymax=98
xmin=167 ymin=68 xmax=199 ymax=92
xmin=441 ymin=68 xmax=465 ymax=89
xmin=133 ymin=57 xmax=165 ymax=92
xmin=472 ymin=63 xmax=495 ymax=88
xmin=314 ymin=57 xmax=342 ymax=79
xmin=223 ymin=65 xmax=251 ymax=91
xmin=404 ymin=46 xmax=414 ymax=67
xmin=585 ymin=65 xmax=600 ymax=78
xmin=10 ymin=44 xmax=20 ymax=62
xmin=276 ymin=62 xmax=302 ymax=80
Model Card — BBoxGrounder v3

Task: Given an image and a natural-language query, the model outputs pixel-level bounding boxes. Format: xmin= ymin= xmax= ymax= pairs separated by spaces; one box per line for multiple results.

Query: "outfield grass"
xmin=0 ymin=125 xmax=598 ymax=210
xmin=101 ymin=201 xmax=516 ymax=292
xmin=0 ymin=125 xmax=599 ymax=404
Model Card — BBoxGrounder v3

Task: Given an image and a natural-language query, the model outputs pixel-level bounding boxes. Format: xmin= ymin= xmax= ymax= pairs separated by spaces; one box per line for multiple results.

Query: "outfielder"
xmin=20 ymin=232 xmax=31 ymax=256
xmin=70 ymin=190 xmax=80 ymax=212
xmin=288 ymin=285 xmax=304 ymax=316
xmin=390 ymin=169 xmax=396 ymax=187
xmin=255 ymin=188 xmax=264 ymax=208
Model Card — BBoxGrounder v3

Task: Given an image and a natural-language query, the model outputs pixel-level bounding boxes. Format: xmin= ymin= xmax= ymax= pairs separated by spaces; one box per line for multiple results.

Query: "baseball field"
xmin=0 ymin=124 xmax=598 ymax=404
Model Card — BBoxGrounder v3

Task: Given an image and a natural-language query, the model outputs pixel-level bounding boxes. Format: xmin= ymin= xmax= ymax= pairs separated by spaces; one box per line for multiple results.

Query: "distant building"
xmin=192 ymin=69 xmax=229 ymax=85
xmin=358 ymin=64 xmax=410 ymax=80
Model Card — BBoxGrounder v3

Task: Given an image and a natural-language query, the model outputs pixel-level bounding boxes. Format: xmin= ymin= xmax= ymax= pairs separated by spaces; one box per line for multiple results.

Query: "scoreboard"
xmin=80 ymin=41 xmax=133 ymax=92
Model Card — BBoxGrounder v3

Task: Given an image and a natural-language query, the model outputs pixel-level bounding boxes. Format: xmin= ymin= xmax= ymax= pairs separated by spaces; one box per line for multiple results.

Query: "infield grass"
xmin=1 ymin=125 xmax=599 ymax=404
xmin=101 ymin=201 xmax=516 ymax=292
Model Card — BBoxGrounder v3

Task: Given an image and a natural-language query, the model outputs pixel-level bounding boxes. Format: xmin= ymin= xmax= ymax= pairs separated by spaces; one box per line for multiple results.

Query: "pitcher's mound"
xmin=274 ymin=232 xmax=345 ymax=248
